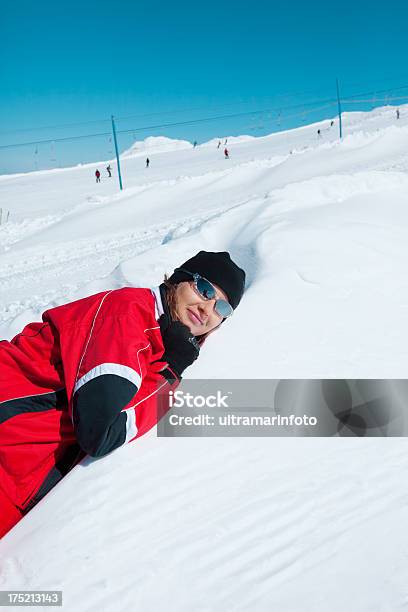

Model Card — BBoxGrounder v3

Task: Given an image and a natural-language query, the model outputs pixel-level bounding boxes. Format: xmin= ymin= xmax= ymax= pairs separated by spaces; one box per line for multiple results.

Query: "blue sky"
xmin=1 ymin=0 xmax=408 ymax=173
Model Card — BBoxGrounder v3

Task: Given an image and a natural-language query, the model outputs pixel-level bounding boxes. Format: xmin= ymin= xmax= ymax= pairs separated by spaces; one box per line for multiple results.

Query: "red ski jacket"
xmin=0 ymin=287 xmax=178 ymax=513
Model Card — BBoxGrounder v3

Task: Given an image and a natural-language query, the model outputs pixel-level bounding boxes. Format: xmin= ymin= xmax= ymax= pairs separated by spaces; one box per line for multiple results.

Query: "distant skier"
xmin=217 ymin=140 xmax=221 ymax=149
xmin=330 ymin=120 xmax=334 ymax=127
xmin=317 ymin=129 xmax=321 ymax=138
xmin=224 ymin=139 xmax=228 ymax=145
xmin=146 ymin=157 xmax=150 ymax=168
xmin=193 ymin=141 xmax=197 ymax=148
xmin=396 ymin=109 xmax=400 ymax=120
xmin=106 ymin=165 xmax=112 ymax=177
xmin=224 ymin=148 xmax=229 ymax=159
xmin=95 ymin=169 xmax=101 ymax=183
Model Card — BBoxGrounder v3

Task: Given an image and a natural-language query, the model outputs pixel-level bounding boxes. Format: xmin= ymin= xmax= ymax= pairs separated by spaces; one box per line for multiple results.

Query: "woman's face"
xmin=174 ymin=280 xmax=229 ymax=336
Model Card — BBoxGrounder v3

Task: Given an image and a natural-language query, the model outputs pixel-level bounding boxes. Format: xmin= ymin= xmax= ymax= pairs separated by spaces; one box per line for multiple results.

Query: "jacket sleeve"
xmin=72 ymin=370 xmax=138 ymax=458
xmin=71 ymin=305 xmax=153 ymax=458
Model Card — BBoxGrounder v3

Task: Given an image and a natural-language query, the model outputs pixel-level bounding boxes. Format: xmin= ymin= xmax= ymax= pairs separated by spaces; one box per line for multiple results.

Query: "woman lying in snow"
xmin=0 ymin=251 xmax=245 ymax=538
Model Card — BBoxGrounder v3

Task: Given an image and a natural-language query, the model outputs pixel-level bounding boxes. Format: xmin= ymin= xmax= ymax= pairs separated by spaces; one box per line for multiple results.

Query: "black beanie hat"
xmin=168 ymin=251 xmax=246 ymax=309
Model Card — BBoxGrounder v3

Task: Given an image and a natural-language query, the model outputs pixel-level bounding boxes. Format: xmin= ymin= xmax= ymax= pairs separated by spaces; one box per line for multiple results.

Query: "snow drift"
xmin=1 ymin=104 xmax=408 ymax=611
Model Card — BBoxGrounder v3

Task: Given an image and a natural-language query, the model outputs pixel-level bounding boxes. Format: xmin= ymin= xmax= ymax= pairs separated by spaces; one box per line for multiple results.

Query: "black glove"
xmin=159 ymin=315 xmax=200 ymax=379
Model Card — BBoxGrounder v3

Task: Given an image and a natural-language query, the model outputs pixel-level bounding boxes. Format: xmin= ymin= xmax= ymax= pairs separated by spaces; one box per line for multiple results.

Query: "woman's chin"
xmin=179 ymin=315 xmax=196 ymax=334
xmin=188 ymin=322 xmax=201 ymax=335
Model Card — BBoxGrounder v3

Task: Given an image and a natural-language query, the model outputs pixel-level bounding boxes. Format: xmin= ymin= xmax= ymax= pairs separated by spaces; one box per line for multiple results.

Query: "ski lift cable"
xmin=343 ymin=83 xmax=408 ymax=101
xmin=0 ymin=102 xmax=337 ymax=150
xmin=0 ymin=97 xmax=338 ymax=138
xmin=0 ymin=99 xmax=323 ymax=135
xmin=0 ymin=101 xmax=339 ymax=151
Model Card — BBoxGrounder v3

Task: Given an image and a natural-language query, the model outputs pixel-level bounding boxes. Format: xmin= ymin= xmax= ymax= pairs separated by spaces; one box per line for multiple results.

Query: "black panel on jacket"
xmin=0 ymin=388 xmax=67 ymax=424
xmin=73 ymin=374 xmax=137 ymax=458
xmin=23 ymin=443 xmax=85 ymax=513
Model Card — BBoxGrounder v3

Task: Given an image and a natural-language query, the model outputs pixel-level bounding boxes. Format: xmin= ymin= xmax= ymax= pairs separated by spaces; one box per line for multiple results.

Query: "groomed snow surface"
xmin=1 ymin=106 xmax=408 ymax=611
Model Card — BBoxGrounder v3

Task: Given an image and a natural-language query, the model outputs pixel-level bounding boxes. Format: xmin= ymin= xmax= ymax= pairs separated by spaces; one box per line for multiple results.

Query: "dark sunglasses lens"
xmin=215 ymin=300 xmax=233 ymax=318
xmin=196 ymin=277 xmax=216 ymax=300
xmin=192 ymin=273 xmax=233 ymax=318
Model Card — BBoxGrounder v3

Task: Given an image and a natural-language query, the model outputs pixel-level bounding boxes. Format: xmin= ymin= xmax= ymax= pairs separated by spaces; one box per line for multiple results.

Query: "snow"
xmin=121 ymin=136 xmax=192 ymax=157
xmin=1 ymin=104 xmax=408 ymax=610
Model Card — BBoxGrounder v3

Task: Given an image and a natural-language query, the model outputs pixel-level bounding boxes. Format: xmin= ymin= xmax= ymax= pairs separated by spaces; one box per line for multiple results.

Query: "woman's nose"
xmin=199 ymin=299 xmax=216 ymax=317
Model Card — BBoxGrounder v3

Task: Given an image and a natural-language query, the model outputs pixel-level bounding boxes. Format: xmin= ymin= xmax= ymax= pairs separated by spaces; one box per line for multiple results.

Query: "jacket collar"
xmin=151 ymin=286 xmax=165 ymax=321
xmin=151 ymin=284 xmax=172 ymax=322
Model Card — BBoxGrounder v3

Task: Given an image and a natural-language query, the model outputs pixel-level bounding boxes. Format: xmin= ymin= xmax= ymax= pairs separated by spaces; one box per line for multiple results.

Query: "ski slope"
xmin=1 ymin=105 xmax=408 ymax=611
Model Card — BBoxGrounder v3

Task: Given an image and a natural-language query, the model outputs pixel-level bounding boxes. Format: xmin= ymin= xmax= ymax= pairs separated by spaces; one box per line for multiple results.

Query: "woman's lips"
xmin=187 ymin=309 xmax=203 ymax=325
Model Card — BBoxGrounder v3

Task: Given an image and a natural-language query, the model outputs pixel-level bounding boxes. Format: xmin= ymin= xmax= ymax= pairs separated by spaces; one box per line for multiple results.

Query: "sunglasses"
xmin=175 ymin=267 xmax=233 ymax=318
